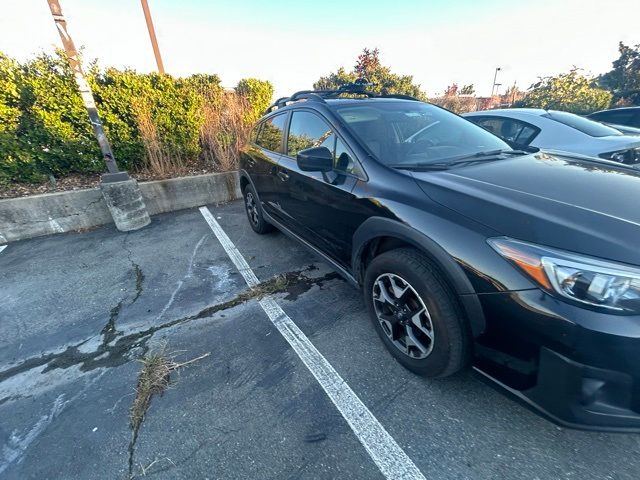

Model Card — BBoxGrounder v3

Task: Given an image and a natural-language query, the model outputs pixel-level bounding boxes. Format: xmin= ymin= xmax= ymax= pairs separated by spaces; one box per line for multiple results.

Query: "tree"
xmin=314 ymin=48 xmax=427 ymax=100
xmin=598 ymin=42 xmax=640 ymax=105
xmin=460 ymin=84 xmax=475 ymax=95
xmin=444 ymin=83 xmax=459 ymax=96
xmin=503 ymin=84 xmax=524 ymax=105
xmin=355 ymin=48 xmax=381 ymax=77
xmin=516 ymin=69 xmax=612 ymax=114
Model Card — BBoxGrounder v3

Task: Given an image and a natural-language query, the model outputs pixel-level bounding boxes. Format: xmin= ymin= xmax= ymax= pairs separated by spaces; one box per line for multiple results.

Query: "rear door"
xmin=243 ymin=113 xmax=288 ymax=217
xmin=275 ymin=109 xmax=367 ymax=267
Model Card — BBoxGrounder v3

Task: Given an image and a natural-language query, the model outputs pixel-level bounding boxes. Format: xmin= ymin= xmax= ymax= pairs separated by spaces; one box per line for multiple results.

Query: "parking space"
xmin=1 ymin=200 xmax=640 ymax=479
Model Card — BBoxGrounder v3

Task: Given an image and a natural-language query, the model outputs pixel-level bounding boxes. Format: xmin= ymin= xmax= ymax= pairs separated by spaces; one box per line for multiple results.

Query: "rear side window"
xmin=543 ymin=111 xmax=622 ymax=137
xmin=470 ymin=116 xmax=540 ymax=146
xmin=255 ymin=114 xmax=287 ymax=152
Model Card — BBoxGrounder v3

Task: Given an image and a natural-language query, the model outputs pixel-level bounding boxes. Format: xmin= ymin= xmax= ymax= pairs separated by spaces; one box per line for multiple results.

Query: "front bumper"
xmin=474 ymin=289 xmax=640 ymax=432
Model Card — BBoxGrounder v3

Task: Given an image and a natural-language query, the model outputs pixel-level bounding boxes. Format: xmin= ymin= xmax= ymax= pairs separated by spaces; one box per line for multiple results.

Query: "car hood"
xmin=411 ymin=152 xmax=640 ymax=266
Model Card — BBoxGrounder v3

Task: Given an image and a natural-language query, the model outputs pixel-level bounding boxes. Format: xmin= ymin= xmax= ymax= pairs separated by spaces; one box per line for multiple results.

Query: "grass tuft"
xmin=128 ymin=347 xmax=209 ymax=477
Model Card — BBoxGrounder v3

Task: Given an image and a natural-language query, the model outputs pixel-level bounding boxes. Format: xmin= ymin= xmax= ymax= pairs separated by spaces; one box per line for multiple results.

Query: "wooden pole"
xmin=140 ymin=0 xmax=165 ymax=74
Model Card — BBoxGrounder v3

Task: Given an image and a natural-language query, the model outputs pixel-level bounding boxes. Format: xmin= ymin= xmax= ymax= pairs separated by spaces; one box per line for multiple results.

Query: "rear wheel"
xmin=363 ymin=248 xmax=470 ymax=377
xmin=243 ymin=183 xmax=274 ymax=234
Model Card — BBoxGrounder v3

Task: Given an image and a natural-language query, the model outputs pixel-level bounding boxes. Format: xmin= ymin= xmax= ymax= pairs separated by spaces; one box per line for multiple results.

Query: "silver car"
xmin=464 ymin=108 xmax=640 ymax=167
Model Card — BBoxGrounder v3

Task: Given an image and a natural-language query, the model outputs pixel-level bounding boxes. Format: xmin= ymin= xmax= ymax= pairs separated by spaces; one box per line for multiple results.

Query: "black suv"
xmin=239 ymin=85 xmax=640 ymax=431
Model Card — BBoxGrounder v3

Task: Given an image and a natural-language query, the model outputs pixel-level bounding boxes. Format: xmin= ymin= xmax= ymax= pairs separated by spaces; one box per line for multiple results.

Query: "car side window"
xmin=472 ymin=116 xmax=540 ymax=146
xmin=335 ymin=138 xmax=363 ymax=176
xmin=249 ymin=123 xmax=260 ymax=144
xmin=287 ymin=111 xmax=335 ymax=157
xmin=288 ymin=110 xmax=364 ymax=177
xmin=255 ymin=114 xmax=287 ymax=152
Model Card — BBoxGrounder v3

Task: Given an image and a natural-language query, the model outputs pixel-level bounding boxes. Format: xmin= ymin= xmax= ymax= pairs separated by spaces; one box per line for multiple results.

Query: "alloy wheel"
xmin=245 ymin=191 xmax=259 ymax=226
xmin=372 ymin=273 xmax=435 ymax=359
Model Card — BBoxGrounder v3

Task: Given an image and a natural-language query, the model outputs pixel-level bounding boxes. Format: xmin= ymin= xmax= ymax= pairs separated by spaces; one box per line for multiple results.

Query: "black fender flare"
xmin=351 ymin=216 xmax=486 ymax=337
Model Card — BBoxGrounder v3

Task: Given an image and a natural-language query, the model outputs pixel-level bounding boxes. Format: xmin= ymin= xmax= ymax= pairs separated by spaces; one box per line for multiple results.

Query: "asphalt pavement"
xmin=1 ymin=200 xmax=639 ymax=479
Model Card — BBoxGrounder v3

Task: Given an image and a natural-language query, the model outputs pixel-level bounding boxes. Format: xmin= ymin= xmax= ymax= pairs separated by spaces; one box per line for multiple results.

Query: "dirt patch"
xmin=0 ymin=174 xmax=102 ymax=199
xmin=0 ymin=163 xmax=220 ymax=200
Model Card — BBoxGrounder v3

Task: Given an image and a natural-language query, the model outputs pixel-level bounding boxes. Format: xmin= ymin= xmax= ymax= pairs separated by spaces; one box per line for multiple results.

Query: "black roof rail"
xmin=378 ymin=93 xmax=421 ymax=101
xmin=264 ymin=79 xmax=421 ymax=114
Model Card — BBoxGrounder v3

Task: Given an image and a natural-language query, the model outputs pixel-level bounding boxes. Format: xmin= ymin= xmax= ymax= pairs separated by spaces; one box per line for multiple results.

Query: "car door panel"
xmin=243 ymin=113 xmax=289 ymax=217
xmin=276 ymin=156 xmax=364 ymax=265
xmin=242 ymin=145 xmax=281 ymax=216
xmin=275 ymin=110 xmax=370 ymax=267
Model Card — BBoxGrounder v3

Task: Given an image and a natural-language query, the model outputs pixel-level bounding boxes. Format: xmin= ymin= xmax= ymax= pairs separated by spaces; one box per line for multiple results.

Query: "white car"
xmin=463 ymin=108 xmax=640 ymax=167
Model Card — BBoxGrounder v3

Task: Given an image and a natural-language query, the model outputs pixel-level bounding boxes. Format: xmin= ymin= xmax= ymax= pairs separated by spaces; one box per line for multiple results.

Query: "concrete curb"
xmin=0 ymin=171 xmax=241 ymax=243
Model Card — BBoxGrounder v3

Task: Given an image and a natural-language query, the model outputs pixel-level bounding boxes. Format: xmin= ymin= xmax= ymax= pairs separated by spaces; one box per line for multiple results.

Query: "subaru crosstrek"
xmin=239 ymin=85 xmax=640 ymax=431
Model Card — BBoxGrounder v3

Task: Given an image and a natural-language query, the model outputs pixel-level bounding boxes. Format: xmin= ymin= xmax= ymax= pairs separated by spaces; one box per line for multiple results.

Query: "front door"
xmin=275 ymin=109 xmax=367 ymax=267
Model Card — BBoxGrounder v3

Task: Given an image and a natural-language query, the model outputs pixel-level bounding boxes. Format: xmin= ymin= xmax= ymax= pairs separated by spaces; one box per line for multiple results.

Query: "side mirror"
xmin=296 ymin=146 xmax=333 ymax=172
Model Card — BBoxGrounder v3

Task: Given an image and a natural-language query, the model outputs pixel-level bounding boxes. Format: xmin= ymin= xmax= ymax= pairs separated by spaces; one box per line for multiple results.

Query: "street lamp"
xmin=491 ymin=67 xmax=502 ymax=97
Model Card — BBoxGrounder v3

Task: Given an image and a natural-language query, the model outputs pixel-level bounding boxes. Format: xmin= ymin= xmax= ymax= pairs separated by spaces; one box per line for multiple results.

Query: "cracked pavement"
xmin=1 ymin=201 xmax=640 ymax=479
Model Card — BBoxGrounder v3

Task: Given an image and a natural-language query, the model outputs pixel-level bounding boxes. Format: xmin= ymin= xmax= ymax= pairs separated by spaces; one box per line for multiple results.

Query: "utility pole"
xmin=490 ymin=67 xmax=502 ymax=97
xmin=46 ymin=0 xmax=122 ymax=176
xmin=140 ymin=0 xmax=165 ymax=73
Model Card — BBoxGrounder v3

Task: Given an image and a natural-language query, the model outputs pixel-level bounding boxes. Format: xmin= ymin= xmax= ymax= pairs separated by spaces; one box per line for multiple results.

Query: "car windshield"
xmin=544 ymin=110 xmax=623 ymax=137
xmin=331 ymin=101 xmax=512 ymax=166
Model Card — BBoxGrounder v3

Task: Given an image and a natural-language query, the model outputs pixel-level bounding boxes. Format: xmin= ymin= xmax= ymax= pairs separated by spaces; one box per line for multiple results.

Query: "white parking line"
xmin=199 ymin=206 xmax=426 ymax=480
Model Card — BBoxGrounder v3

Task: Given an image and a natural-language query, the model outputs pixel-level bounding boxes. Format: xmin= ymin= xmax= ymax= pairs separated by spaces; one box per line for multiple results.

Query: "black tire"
xmin=243 ymin=183 xmax=274 ymax=234
xmin=363 ymin=247 xmax=470 ymax=377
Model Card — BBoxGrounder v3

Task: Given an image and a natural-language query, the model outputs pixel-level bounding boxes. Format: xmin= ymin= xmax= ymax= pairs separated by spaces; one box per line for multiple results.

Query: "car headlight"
xmin=488 ymin=237 xmax=640 ymax=313
xmin=599 ymin=147 xmax=640 ymax=165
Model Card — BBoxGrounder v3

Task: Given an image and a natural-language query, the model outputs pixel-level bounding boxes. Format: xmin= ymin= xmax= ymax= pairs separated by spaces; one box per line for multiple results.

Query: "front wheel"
xmin=363 ymin=248 xmax=470 ymax=377
xmin=243 ymin=183 xmax=274 ymax=234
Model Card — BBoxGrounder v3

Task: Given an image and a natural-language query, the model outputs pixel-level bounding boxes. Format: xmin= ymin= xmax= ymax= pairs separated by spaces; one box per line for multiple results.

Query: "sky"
xmin=1 ymin=0 xmax=639 ymax=99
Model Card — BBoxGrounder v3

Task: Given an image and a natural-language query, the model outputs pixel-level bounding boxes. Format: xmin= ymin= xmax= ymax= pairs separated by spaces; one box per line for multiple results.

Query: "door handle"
xmin=278 ymin=170 xmax=290 ymax=182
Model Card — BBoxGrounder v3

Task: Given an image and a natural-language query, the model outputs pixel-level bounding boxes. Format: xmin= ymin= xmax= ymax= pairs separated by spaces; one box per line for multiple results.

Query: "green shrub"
xmin=236 ymin=78 xmax=274 ymax=124
xmin=19 ymin=52 xmax=103 ymax=176
xmin=517 ymin=69 xmax=612 ymax=115
xmin=0 ymin=50 xmax=271 ymax=184
xmin=1 ymin=51 xmax=102 ymax=183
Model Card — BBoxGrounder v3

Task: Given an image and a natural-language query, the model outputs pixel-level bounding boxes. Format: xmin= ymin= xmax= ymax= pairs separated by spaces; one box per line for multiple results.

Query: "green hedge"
xmin=0 ymin=51 xmax=273 ymax=185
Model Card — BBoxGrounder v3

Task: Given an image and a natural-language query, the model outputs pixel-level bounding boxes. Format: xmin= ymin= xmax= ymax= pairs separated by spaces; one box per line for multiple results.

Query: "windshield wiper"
xmin=389 ymin=149 xmax=529 ymax=171
xmin=388 ymin=163 xmax=450 ymax=171
xmin=448 ymin=149 xmax=528 ymax=164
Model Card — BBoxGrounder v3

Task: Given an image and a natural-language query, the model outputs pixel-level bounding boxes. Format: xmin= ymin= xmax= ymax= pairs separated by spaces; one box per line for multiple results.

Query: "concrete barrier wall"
xmin=0 ymin=171 xmax=241 ymax=244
